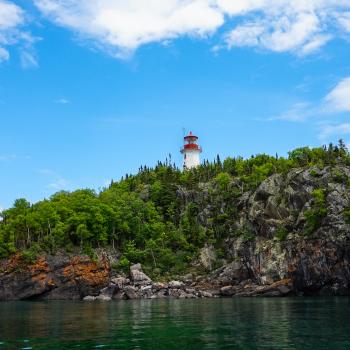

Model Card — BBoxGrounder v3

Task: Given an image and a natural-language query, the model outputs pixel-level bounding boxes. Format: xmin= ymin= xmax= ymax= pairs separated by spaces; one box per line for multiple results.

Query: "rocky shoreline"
xmin=83 ymin=263 xmax=294 ymax=301
xmin=0 ymin=253 xmax=317 ymax=301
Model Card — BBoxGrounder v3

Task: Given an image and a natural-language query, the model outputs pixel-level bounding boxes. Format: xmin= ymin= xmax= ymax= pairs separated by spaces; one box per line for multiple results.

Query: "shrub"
xmin=275 ymin=227 xmax=289 ymax=241
xmin=304 ymin=189 xmax=327 ymax=235
xmin=332 ymin=169 xmax=348 ymax=184
xmin=21 ymin=244 xmax=41 ymax=264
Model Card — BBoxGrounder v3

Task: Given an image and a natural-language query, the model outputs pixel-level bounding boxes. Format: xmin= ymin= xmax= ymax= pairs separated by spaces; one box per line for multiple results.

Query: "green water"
xmin=0 ymin=298 xmax=349 ymax=349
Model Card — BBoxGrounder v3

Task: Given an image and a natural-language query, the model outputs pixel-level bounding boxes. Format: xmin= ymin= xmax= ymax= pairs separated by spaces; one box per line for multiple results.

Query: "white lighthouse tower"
xmin=180 ymin=131 xmax=202 ymax=169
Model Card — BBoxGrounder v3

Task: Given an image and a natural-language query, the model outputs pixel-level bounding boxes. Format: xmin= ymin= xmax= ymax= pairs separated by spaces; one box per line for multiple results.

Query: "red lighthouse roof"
xmin=184 ymin=131 xmax=198 ymax=141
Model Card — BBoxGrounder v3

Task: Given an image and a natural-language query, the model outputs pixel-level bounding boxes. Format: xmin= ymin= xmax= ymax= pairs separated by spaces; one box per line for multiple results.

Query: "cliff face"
xmin=0 ymin=254 xmax=110 ymax=300
xmin=205 ymin=165 xmax=350 ymax=296
xmin=1 ymin=165 xmax=350 ymax=300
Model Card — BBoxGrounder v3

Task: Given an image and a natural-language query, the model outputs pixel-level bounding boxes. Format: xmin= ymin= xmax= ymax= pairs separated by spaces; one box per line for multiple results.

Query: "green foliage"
xmin=332 ymin=169 xmax=348 ymax=184
xmin=275 ymin=227 xmax=289 ymax=241
xmin=116 ymin=256 xmax=130 ymax=273
xmin=21 ymin=243 xmax=41 ymax=264
xmin=233 ymin=228 xmax=255 ymax=241
xmin=304 ymin=189 xmax=327 ymax=235
xmin=0 ymin=141 xmax=348 ymax=273
xmin=214 ymin=172 xmax=232 ymax=191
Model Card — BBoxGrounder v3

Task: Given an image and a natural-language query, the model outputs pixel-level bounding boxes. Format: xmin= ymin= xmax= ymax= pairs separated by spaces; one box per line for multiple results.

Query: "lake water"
xmin=0 ymin=298 xmax=349 ymax=349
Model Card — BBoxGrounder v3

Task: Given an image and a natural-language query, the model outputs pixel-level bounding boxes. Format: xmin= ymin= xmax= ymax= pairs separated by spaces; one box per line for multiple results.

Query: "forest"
xmin=1 ymin=140 xmax=349 ymax=276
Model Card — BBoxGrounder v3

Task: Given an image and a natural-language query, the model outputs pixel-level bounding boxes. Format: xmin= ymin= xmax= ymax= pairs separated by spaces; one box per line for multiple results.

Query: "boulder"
xmin=111 ymin=277 xmax=129 ymax=288
xmin=168 ymin=280 xmax=184 ymax=288
xmin=130 ymin=270 xmax=152 ymax=285
xmin=220 ymin=285 xmax=237 ymax=297
xmin=130 ymin=263 xmax=142 ymax=271
xmin=152 ymin=282 xmax=167 ymax=290
xmin=99 ymin=284 xmax=117 ymax=298
xmin=124 ymin=286 xmax=140 ymax=300
xmin=141 ymin=285 xmax=152 ymax=292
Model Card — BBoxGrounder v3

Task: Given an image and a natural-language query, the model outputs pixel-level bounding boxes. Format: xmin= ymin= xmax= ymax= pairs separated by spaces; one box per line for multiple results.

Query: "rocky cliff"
xmin=1 ymin=165 xmax=350 ymax=300
xmin=0 ymin=254 xmax=110 ymax=300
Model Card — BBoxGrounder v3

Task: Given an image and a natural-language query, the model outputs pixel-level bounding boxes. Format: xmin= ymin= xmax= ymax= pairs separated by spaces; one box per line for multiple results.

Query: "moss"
xmin=332 ymin=169 xmax=348 ymax=184
xmin=303 ymin=189 xmax=327 ymax=235
xmin=234 ymin=228 xmax=256 ymax=242
xmin=309 ymin=169 xmax=321 ymax=178
xmin=275 ymin=227 xmax=289 ymax=241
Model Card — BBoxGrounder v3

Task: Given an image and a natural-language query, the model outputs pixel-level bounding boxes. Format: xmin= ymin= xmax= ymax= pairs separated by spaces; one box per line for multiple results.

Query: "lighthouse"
xmin=180 ymin=131 xmax=202 ymax=169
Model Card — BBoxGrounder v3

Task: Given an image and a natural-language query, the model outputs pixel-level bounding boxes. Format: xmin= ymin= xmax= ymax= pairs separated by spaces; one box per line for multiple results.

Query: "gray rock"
xmin=124 ymin=286 xmax=140 ymax=300
xmin=130 ymin=263 xmax=142 ymax=271
xmin=96 ymin=295 xmax=111 ymax=301
xmin=112 ymin=291 xmax=126 ymax=300
xmin=99 ymin=284 xmax=117 ymax=298
xmin=152 ymin=282 xmax=167 ymax=290
xmin=220 ymin=285 xmax=236 ymax=296
xmin=168 ymin=280 xmax=184 ymax=288
xmin=83 ymin=295 xmax=96 ymax=301
xmin=141 ymin=285 xmax=152 ymax=292
xmin=111 ymin=277 xmax=129 ymax=288
xmin=277 ymin=285 xmax=292 ymax=295
xmin=130 ymin=270 xmax=152 ymax=285
xmin=200 ymin=245 xmax=216 ymax=271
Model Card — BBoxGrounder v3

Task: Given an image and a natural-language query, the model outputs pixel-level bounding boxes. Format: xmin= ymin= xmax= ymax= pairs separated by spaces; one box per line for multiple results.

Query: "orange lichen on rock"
xmin=59 ymin=256 xmax=110 ymax=288
xmin=28 ymin=257 xmax=50 ymax=274
xmin=67 ymin=256 xmax=110 ymax=287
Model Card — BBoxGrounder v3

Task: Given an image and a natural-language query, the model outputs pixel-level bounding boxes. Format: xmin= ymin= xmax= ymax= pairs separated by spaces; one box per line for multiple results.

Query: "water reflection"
xmin=0 ymin=298 xmax=350 ymax=349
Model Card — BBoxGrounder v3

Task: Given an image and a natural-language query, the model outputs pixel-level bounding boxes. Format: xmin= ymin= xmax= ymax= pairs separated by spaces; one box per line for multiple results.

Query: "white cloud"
xmin=20 ymin=50 xmax=38 ymax=68
xmin=336 ymin=12 xmax=350 ymax=32
xmin=221 ymin=1 xmax=342 ymax=55
xmin=38 ymin=168 xmax=71 ymax=191
xmin=48 ymin=178 xmax=70 ymax=190
xmin=324 ymin=77 xmax=350 ymax=113
xmin=0 ymin=46 xmax=9 ymax=61
xmin=32 ymin=0 xmax=350 ymax=57
xmin=318 ymin=123 xmax=350 ymax=140
xmin=269 ymin=75 xmax=350 ymax=125
xmin=33 ymin=0 xmax=224 ymax=57
xmin=0 ymin=0 xmax=37 ymax=65
xmin=269 ymin=102 xmax=314 ymax=122
xmin=0 ymin=0 xmax=24 ymax=29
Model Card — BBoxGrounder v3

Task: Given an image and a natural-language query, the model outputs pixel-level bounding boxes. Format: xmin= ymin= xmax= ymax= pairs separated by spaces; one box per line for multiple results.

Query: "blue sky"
xmin=1 ymin=0 xmax=350 ymax=209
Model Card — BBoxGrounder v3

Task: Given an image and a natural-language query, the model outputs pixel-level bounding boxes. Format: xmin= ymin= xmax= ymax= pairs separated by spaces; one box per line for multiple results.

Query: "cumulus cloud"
xmin=31 ymin=0 xmax=350 ymax=57
xmin=221 ymin=0 xmax=346 ymax=55
xmin=336 ymin=12 xmax=350 ymax=32
xmin=0 ymin=0 xmax=24 ymax=62
xmin=33 ymin=0 xmax=224 ymax=57
xmin=324 ymin=77 xmax=350 ymax=113
xmin=0 ymin=0 xmax=37 ymax=65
